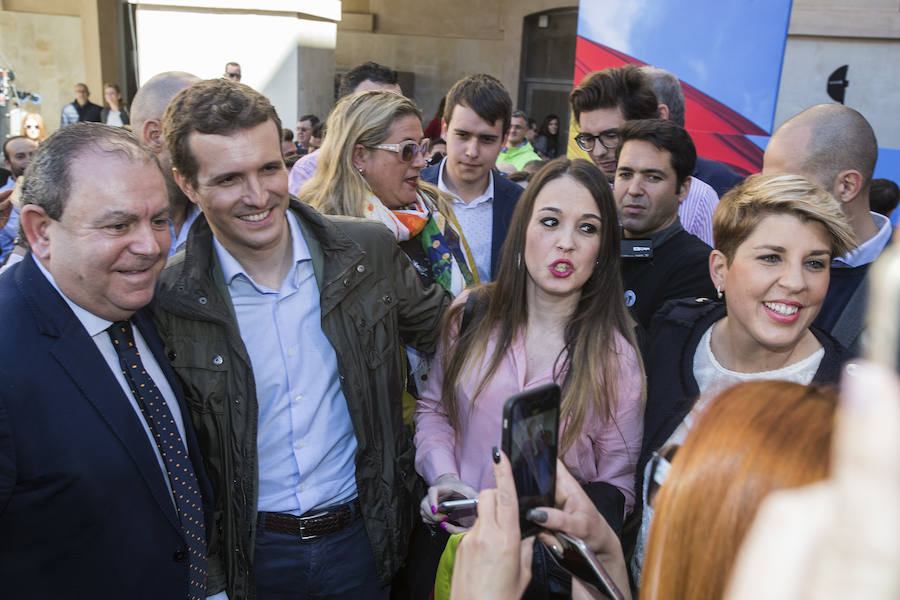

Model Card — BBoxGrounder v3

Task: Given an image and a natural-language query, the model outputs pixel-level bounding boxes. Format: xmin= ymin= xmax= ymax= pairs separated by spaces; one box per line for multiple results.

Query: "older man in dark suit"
xmin=0 ymin=123 xmax=212 ymax=599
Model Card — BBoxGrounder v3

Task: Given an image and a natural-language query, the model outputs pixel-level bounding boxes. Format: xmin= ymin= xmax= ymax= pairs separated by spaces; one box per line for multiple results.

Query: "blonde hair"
xmin=300 ymin=90 xmax=424 ymax=216
xmin=641 ymin=381 xmax=836 ymax=600
xmin=713 ymin=173 xmax=856 ymax=261
xmin=21 ymin=113 xmax=47 ymax=142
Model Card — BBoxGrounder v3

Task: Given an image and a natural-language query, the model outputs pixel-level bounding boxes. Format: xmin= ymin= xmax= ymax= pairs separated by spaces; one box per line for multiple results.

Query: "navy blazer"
xmin=421 ymin=159 xmax=522 ymax=280
xmin=0 ymin=256 xmax=213 ymax=599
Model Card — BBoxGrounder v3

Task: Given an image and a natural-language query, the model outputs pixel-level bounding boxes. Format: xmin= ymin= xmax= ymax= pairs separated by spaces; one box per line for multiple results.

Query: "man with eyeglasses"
xmin=150 ymin=78 xmax=450 ymax=599
xmin=223 ymin=62 xmax=241 ymax=82
xmin=570 ymin=64 xmax=721 ymax=247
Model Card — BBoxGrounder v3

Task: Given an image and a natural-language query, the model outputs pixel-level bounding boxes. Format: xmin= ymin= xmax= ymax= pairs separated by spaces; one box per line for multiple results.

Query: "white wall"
xmin=133 ymin=4 xmax=337 ymax=128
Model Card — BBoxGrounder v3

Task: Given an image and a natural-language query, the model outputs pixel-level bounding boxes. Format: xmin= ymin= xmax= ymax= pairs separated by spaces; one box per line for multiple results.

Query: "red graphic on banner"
xmin=574 ymin=36 xmax=765 ymax=175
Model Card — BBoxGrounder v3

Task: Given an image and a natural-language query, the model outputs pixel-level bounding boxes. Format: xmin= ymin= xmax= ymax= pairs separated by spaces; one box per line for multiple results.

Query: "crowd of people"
xmin=0 ymin=56 xmax=897 ymax=600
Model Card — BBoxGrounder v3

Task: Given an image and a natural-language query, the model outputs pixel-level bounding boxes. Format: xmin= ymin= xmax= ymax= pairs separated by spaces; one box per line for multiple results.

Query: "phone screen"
xmin=502 ymin=383 xmax=560 ymax=537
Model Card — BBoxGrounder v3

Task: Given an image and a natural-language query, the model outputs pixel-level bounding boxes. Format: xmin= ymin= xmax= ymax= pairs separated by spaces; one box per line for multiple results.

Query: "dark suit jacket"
xmin=421 ymin=159 xmax=522 ymax=280
xmin=0 ymin=256 xmax=212 ymax=599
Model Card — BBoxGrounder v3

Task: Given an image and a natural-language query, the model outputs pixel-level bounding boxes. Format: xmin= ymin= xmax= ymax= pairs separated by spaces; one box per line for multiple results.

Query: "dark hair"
xmin=18 ymin=123 xmax=161 ymax=247
xmin=312 ymin=121 xmax=326 ymax=139
xmin=163 ymin=78 xmax=281 ymax=187
xmin=439 ymin=157 xmax=643 ymax=455
xmin=282 ymin=128 xmax=294 ymax=142
xmin=443 ymin=73 xmax=513 ymax=137
xmin=339 ymin=62 xmax=399 ymax=98
xmin=870 ymin=178 xmax=900 ymax=217
xmin=298 ymin=114 xmax=320 ymax=127
xmin=569 ymin=64 xmax=658 ymax=123
xmin=641 ymin=67 xmax=685 ymax=127
xmin=428 ymin=138 xmax=446 ymax=152
xmin=2 ymin=135 xmax=30 ymax=160
xmin=616 ymin=119 xmax=697 ymax=189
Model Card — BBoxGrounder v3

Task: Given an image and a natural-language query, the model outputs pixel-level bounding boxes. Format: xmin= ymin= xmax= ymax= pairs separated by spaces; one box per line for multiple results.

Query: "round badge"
xmin=624 ymin=290 xmax=636 ymax=307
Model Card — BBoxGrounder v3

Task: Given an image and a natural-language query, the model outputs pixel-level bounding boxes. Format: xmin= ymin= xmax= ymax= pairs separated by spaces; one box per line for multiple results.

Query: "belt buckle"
xmin=297 ymin=510 xmax=328 ymax=541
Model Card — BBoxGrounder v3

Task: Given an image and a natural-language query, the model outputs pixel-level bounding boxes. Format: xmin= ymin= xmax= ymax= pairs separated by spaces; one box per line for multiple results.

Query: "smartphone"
xmin=551 ymin=532 xmax=627 ymax=600
xmin=501 ymin=383 xmax=560 ymax=538
xmin=437 ymin=498 xmax=478 ymax=513
xmin=866 ymin=242 xmax=900 ymax=369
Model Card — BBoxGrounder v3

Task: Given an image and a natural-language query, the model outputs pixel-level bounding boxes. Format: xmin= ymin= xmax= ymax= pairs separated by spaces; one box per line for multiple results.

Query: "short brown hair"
xmin=163 ymin=78 xmax=281 ymax=187
xmin=443 ymin=74 xmax=512 ymax=137
xmin=713 ymin=173 xmax=856 ymax=260
xmin=569 ymin=64 xmax=658 ymax=123
xmin=641 ymin=381 xmax=837 ymax=600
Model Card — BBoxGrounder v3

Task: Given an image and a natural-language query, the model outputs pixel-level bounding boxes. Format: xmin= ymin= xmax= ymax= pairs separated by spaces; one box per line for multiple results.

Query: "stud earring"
xmin=717 ymin=285 xmax=723 ymax=300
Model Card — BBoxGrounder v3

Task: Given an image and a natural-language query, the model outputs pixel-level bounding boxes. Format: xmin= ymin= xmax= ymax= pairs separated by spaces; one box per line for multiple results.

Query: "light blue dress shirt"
xmin=437 ymin=160 xmax=495 ymax=282
xmin=213 ymin=212 xmax=358 ymax=515
xmin=832 ymin=211 xmax=892 ymax=268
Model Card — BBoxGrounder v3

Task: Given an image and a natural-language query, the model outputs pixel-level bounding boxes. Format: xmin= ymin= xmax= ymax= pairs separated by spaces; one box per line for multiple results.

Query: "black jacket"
xmin=638 ymin=298 xmax=847 ymax=485
xmin=621 ymin=222 xmax=716 ymax=330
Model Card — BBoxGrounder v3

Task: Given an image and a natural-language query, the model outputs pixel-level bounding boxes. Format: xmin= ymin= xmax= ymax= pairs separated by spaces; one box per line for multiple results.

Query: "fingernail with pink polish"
xmin=431 ymin=505 xmax=437 ymax=514
xmin=440 ymin=521 xmax=448 ymax=530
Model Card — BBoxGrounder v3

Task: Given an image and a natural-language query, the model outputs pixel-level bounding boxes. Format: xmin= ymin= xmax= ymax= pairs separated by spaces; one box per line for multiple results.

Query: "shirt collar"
xmin=32 ymin=254 xmax=113 ymax=337
xmin=213 ymin=210 xmax=311 ymax=289
xmin=833 ymin=211 xmax=892 ymax=268
xmin=437 ymin=158 xmax=495 ymax=206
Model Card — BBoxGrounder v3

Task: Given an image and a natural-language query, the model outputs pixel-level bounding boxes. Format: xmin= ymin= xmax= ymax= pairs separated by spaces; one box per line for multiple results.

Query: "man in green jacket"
xmin=150 ymin=78 xmax=450 ymax=599
xmin=495 ymin=110 xmax=542 ymax=172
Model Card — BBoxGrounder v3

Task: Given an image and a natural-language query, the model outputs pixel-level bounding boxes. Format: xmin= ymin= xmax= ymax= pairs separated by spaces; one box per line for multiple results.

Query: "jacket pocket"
xmin=167 ymin=334 xmax=229 ymax=415
xmin=351 ymin=281 xmax=397 ymax=369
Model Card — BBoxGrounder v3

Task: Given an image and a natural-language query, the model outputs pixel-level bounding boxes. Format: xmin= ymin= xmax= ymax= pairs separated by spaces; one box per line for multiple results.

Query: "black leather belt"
xmin=259 ymin=499 xmax=360 ymax=541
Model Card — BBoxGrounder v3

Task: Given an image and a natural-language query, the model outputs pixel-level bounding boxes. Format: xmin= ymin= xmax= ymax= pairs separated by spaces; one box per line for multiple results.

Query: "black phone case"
xmin=501 ymin=382 xmax=561 ymax=538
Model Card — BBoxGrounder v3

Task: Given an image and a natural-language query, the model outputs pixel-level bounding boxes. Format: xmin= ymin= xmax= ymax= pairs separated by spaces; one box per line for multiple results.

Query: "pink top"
xmin=414 ymin=294 xmax=645 ymax=512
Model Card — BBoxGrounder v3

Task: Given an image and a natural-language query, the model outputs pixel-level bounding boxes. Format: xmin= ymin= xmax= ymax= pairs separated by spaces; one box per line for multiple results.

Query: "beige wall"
xmin=0 ymin=8 xmax=85 ymax=135
xmin=337 ymin=0 xmax=574 ymax=119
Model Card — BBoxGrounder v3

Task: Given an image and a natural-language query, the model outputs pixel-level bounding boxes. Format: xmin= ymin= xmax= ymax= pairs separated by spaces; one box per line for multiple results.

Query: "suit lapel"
xmin=17 ymin=257 xmax=182 ymax=532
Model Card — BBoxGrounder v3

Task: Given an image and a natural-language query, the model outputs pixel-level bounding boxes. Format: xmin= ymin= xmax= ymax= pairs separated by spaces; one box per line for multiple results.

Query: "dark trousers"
xmin=254 ymin=505 xmax=389 ymax=600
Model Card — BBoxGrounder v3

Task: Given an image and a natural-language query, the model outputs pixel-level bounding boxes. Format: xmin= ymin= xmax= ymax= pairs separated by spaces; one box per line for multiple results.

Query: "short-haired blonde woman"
xmin=633 ymin=173 xmax=856 ymax=580
xmin=300 ymin=90 xmax=477 ymax=296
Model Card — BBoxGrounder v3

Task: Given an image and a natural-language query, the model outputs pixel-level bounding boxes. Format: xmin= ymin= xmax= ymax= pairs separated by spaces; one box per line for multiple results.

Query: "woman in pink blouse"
xmin=415 ymin=157 xmax=645 ymax=534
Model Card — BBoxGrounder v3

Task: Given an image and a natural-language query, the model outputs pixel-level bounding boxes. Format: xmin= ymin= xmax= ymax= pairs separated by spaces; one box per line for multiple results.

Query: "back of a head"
xmin=778 ymin=103 xmax=877 ymax=191
xmin=640 ymin=66 xmax=685 ymax=127
xmin=301 ymin=90 xmax=421 ymax=216
xmin=339 ymin=62 xmax=399 ymax=98
xmin=443 ymin=73 xmax=513 ymax=137
xmin=870 ymin=178 xmax=900 ymax=217
xmin=617 ymin=118 xmax=696 ymax=188
xmin=163 ymin=78 xmax=281 ymax=187
xmin=130 ymin=71 xmax=201 ymax=133
xmin=569 ymin=64 xmax=658 ymax=123
xmin=641 ymin=380 xmax=837 ymax=600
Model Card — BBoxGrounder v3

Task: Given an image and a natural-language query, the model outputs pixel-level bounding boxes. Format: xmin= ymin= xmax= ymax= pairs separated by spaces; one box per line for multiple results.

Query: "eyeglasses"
xmin=574 ymin=130 xmax=620 ymax=152
xmin=371 ymin=139 xmax=429 ymax=162
xmin=225 ymin=72 xmax=241 ymax=80
xmin=24 ymin=124 xmax=38 ymax=129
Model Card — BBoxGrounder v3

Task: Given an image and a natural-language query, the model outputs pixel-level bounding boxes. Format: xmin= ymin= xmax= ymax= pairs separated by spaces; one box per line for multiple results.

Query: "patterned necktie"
xmin=108 ymin=320 xmax=207 ymax=600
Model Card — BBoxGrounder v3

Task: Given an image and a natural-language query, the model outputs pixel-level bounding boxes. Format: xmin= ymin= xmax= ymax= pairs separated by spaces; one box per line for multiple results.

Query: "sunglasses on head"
xmin=371 ymin=139 xmax=429 ymax=162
